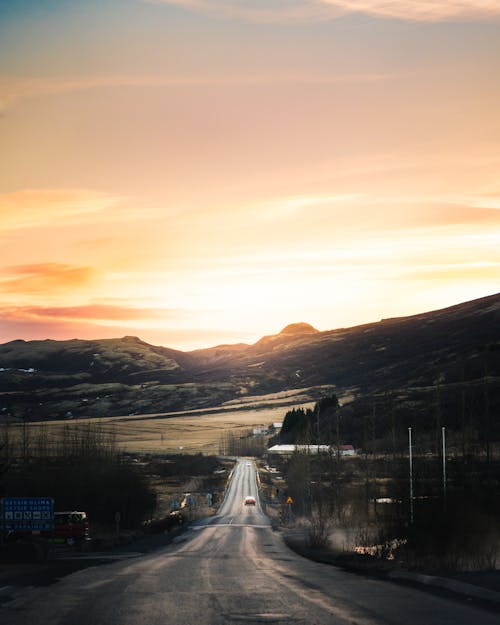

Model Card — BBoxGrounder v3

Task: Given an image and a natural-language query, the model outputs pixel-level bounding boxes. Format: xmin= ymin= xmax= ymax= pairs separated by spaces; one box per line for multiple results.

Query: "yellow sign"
xmin=286 ymin=496 xmax=294 ymax=505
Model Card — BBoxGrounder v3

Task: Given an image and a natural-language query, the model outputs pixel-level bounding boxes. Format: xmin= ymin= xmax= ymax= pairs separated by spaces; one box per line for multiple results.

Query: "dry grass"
xmin=16 ymin=404 xmax=300 ymax=455
xmin=109 ymin=406 xmax=287 ymax=454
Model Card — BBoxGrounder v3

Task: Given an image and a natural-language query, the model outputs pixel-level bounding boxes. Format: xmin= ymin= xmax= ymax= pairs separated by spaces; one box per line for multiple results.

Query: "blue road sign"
xmin=1 ymin=497 xmax=54 ymax=532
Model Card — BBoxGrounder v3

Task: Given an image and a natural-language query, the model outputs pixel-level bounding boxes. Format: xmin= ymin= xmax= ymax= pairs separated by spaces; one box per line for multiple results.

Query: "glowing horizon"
xmin=1 ymin=1 xmax=499 ymax=351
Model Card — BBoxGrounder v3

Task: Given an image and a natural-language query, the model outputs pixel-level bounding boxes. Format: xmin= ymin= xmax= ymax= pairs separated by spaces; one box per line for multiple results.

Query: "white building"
xmin=267 ymin=444 xmax=356 ymax=456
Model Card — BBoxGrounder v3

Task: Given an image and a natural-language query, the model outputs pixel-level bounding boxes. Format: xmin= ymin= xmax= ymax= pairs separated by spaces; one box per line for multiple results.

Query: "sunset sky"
xmin=1 ymin=1 xmax=500 ymax=351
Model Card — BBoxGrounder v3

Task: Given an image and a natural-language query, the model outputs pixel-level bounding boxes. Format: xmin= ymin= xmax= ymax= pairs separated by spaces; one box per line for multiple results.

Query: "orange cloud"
xmin=1 ymin=263 xmax=96 ymax=295
xmin=0 ymin=305 xmax=242 ymax=349
xmin=6 ymin=304 xmax=181 ymax=322
xmin=0 ymin=312 xmax=134 ymax=344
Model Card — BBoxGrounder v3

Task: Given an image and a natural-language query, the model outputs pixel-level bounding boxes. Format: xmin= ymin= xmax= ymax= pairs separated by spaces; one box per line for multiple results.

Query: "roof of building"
xmin=267 ymin=444 xmax=356 ymax=455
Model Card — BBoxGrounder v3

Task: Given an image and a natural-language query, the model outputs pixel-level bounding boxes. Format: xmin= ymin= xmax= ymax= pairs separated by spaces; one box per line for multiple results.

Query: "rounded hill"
xmin=278 ymin=323 xmax=319 ymax=336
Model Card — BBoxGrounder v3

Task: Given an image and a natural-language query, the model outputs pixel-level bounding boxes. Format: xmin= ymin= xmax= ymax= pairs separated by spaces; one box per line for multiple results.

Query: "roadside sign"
xmin=286 ymin=496 xmax=294 ymax=505
xmin=1 ymin=497 xmax=54 ymax=532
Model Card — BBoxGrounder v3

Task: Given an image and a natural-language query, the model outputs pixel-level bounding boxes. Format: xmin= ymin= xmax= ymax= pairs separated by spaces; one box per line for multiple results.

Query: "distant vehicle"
xmin=246 ymin=462 xmax=252 ymax=466
xmin=244 ymin=496 xmax=256 ymax=506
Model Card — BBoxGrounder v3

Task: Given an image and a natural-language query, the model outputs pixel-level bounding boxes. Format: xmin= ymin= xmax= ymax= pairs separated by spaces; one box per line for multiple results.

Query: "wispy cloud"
xmin=0 ymin=72 xmax=399 ymax=109
xmin=248 ymin=191 xmax=500 ymax=232
xmin=1 ymin=264 xmax=96 ymax=294
xmin=322 ymin=0 xmax=500 ymax=22
xmin=261 ymin=193 xmax=364 ymax=219
xmin=147 ymin=0 xmax=342 ymax=22
xmin=0 ymin=75 xmax=217 ymax=108
xmin=401 ymin=261 xmax=500 ymax=281
xmin=148 ymin=0 xmax=500 ymax=22
xmin=0 ymin=189 xmax=124 ymax=231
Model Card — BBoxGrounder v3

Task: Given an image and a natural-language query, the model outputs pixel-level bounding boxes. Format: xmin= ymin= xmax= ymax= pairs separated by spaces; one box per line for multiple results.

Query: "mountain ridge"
xmin=0 ymin=292 xmax=499 ymax=421
xmin=2 ymin=292 xmax=499 ymax=358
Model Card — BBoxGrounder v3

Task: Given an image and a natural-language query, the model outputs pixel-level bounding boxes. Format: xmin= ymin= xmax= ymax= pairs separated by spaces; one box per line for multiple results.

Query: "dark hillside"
xmin=255 ymin=293 xmax=500 ymax=392
xmin=0 ymin=336 xmax=194 ymax=386
xmin=185 ymin=293 xmax=500 ymax=400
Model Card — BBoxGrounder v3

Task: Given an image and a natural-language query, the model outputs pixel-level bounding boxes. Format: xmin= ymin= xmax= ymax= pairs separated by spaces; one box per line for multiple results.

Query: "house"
xmin=252 ymin=426 xmax=268 ymax=436
xmin=339 ymin=444 xmax=355 ymax=456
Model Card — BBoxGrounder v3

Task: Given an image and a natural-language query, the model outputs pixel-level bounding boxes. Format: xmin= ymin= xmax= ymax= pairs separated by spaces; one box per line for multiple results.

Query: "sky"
xmin=1 ymin=1 xmax=500 ymax=351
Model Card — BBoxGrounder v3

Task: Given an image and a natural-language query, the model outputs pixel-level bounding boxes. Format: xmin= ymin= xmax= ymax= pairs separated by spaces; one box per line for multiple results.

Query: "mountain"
xmin=0 ymin=335 xmax=195 ymax=383
xmin=0 ymin=293 xmax=499 ymax=422
xmin=190 ymin=293 xmax=500 ymax=395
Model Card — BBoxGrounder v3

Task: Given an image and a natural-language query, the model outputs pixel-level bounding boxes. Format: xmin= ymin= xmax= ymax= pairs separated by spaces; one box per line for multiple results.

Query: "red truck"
xmin=48 ymin=511 xmax=90 ymax=547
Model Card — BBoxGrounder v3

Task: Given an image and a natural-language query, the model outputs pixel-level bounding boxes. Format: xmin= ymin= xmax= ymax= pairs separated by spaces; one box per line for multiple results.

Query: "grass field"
xmin=16 ymin=388 xmax=320 ymax=455
xmin=97 ymin=405 xmax=290 ymax=454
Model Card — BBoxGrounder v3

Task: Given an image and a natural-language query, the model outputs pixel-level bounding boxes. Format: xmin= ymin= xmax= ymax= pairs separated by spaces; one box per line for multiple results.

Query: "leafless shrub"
xmin=307 ymin=509 xmax=333 ymax=549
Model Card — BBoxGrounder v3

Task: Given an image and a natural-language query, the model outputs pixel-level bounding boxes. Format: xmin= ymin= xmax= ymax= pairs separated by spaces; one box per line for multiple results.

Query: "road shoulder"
xmin=282 ymin=530 xmax=500 ymax=612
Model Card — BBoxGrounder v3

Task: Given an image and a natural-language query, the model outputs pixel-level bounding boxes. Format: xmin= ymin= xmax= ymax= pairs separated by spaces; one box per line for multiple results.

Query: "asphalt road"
xmin=1 ymin=458 xmax=498 ymax=625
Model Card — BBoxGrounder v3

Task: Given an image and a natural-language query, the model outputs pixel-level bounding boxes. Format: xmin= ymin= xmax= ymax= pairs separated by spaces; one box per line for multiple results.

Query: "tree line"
xmin=0 ymin=421 xmax=156 ymax=528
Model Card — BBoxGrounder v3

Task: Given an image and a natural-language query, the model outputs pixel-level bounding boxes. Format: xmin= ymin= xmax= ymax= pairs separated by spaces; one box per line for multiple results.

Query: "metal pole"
xmin=336 ymin=412 xmax=340 ymax=460
xmin=316 ymin=405 xmax=320 ymax=453
xmin=442 ymin=426 xmax=447 ymax=507
xmin=408 ymin=427 xmax=414 ymax=524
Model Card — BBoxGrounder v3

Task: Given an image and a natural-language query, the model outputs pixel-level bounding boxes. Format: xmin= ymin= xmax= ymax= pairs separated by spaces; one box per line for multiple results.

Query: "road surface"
xmin=1 ymin=458 xmax=498 ymax=625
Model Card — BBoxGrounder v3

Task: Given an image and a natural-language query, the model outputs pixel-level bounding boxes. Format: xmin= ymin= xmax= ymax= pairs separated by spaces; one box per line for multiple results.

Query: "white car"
xmin=244 ymin=496 xmax=256 ymax=506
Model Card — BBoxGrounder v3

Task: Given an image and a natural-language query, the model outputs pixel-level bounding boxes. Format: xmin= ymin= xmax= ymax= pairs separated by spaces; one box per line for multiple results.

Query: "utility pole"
xmin=316 ymin=404 xmax=320 ymax=453
xmin=483 ymin=347 xmax=491 ymax=468
xmin=442 ymin=426 xmax=447 ymax=509
xmin=336 ymin=410 xmax=341 ymax=460
xmin=408 ymin=427 xmax=414 ymax=524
